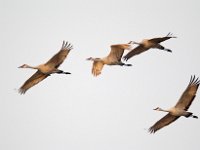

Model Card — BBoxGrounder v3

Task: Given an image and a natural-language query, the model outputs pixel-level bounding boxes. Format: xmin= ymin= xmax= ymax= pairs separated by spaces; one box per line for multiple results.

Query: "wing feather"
xmin=149 ymin=113 xmax=180 ymax=134
xmin=107 ymin=44 xmax=129 ymax=61
xmin=92 ymin=61 xmax=104 ymax=76
xmin=46 ymin=41 xmax=73 ymax=68
xmin=149 ymin=37 xmax=173 ymax=43
xmin=19 ymin=71 xmax=49 ymax=94
xmin=123 ymin=45 xmax=148 ymax=61
xmin=175 ymin=75 xmax=200 ymax=110
xmin=149 ymin=33 xmax=176 ymax=43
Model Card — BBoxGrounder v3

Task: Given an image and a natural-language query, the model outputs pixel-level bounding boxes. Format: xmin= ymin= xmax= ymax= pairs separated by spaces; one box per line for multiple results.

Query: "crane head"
xmin=86 ymin=57 xmax=92 ymax=60
xmin=153 ymin=107 xmax=162 ymax=111
xmin=18 ymin=64 xmax=29 ymax=68
xmin=128 ymin=41 xmax=140 ymax=45
xmin=86 ymin=57 xmax=96 ymax=61
xmin=128 ymin=41 xmax=134 ymax=44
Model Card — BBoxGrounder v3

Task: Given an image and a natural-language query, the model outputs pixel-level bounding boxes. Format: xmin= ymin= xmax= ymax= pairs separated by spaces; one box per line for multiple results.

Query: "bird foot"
xmin=166 ymin=32 xmax=177 ymax=38
xmin=166 ymin=49 xmax=172 ymax=53
xmin=64 ymin=72 xmax=71 ymax=74
xmin=125 ymin=64 xmax=132 ymax=66
xmin=193 ymin=115 xmax=198 ymax=119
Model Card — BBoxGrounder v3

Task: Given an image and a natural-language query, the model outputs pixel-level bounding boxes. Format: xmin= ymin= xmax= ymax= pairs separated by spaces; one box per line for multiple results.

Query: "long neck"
xmin=91 ymin=57 xmax=102 ymax=62
xmin=26 ymin=64 xmax=39 ymax=69
xmin=135 ymin=41 xmax=141 ymax=45
xmin=159 ymin=108 xmax=170 ymax=113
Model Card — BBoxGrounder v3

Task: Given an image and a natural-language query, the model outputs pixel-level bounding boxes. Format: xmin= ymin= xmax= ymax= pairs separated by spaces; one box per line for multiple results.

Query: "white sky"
xmin=1 ymin=0 xmax=200 ymax=149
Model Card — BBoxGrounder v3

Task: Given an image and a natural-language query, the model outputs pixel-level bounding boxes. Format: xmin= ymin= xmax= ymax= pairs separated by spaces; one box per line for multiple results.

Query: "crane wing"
xmin=107 ymin=44 xmax=129 ymax=61
xmin=91 ymin=61 xmax=104 ymax=76
xmin=149 ymin=113 xmax=180 ymax=134
xmin=149 ymin=33 xmax=176 ymax=43
xmin=46 ymin=41 xmax=73 ymax=68
xmin=123 ymin=45 xmax=148 ymax=61
xmin=19 ymin=71 xmax=49 ymax=94
xmin=175 ymin=75 xmax=200 ymax=110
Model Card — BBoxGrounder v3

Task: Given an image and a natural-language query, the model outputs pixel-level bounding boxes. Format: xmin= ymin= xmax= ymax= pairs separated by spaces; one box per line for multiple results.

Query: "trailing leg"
xmin=157 ymin=44 xmax=172 ymax=53
xmin=118 ymin=62 xmax=132 ymax=66
xmin=185 ymin=112 xmax=198 ymax=119
xmin=55 ymin=70 xmax=71 ymax=74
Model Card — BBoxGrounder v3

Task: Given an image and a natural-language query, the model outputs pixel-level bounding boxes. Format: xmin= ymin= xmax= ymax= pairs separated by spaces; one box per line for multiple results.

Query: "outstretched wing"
xmin=91 ymin=61 xmax=104 ymax=76
xmin=19 ymin=71 xmax=49 ymax=94
xmin=107 ymin=44 xmax=130 ymax=61
xmin=46 ymin=41 xmax=73 ymax=68
xmin=149 ymin=113 xmax=180 ymax=134
xmin=175 ymin=75 xmax=200 ymax=110
xmin=123 ymin=45 xmax=148 ymax=61
xmin=149 ymin=33 xmax=176 ymax=43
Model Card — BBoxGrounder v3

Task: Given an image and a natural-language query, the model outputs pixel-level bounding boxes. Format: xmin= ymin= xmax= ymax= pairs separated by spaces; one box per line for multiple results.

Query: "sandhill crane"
xmin=149 ymin=75 xmax=199 ymax=134
xmin=123 ymin=33 xmax=176 ymax=61
xmin=18 ymin=41 xmax=73 ymax=94
xmin=86 ymin=43 xmax=133 ymax=76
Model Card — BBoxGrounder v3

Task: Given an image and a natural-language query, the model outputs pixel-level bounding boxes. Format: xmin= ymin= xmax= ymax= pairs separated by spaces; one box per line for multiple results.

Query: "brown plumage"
xmin=87 ymin=43 xmax=132 ymax=76
xmin=18 ymin=41 xmax=73 ymax=94
xmin=149 ymin=75 xmax=199 ymax=134
xmin=123 ymin=33 xmax=176 ymax=61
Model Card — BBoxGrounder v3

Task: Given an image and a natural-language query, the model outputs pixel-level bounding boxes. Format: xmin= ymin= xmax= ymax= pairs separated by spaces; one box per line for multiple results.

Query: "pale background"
xmin=1 ymin=0 xmax=200 ymax=150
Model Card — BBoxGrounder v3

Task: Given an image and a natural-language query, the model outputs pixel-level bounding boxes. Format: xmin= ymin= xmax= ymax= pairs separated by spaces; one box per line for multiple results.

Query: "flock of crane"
xmin=18 ymin=33 xmax=199 ymax=134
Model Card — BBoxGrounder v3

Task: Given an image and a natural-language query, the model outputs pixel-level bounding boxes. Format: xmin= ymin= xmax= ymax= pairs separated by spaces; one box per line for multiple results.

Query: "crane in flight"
xmin=18 ymin=41 xmax=73 ymax=94
xmin=149 ymin=75 xmax=199 ymax=134
xmin=123 ymin=33 xmax=176 ymax=61
xmin=87 ymin=43 xmax=133 ymax=76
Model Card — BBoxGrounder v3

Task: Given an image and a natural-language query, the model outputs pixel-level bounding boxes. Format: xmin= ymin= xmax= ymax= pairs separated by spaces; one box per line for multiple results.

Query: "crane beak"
xmin=128 ymin=41 xmax=139 ymax=45
xmin=153 ymin=107 xmax=159 ymax=110
xmin=86 ymin=57 xmax=92 ymax=60
xmin=18 ymin=64 xmax=26 ymax=68
xmin=18 ymin=65 xmax=23 ymax=68
xmin=127 ymin=41 xmax=133 ymax=44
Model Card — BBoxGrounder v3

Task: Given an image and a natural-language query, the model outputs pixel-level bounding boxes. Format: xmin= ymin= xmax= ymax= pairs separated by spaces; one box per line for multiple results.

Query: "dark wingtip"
xmin=62 ymin=40 xmax=65 ymax=48
xmin=166 ymin=32 xmax=177 ymax=38
xmin=123 ymin=57 xmax=128 ymax=62
xmin=189 ymin=75 xmax=195 ymax=84
xmin=194 ymin=77 xmax=199 ymax=84
xmin=189 ymin=75 xmax=200 ymax=85
xmin=166 ymin=32 xmax=171 ymax=37
xmin=62 ymin=41 xmax=73 ymax=50
xmin=18 ymin=88 xmax=26 ymax=95
xmin=148 ymin=127 xmax=156 ymax=134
